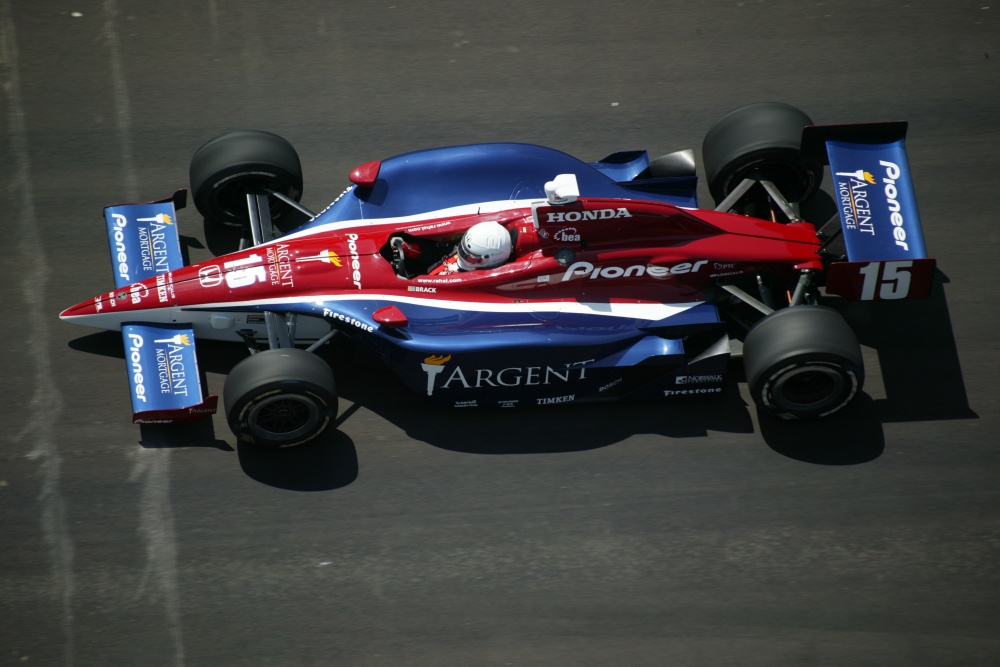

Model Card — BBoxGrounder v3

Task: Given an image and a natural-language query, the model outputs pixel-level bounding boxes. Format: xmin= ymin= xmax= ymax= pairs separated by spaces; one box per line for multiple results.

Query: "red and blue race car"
xmin=60 ymin=102 xmax=935 ymax=447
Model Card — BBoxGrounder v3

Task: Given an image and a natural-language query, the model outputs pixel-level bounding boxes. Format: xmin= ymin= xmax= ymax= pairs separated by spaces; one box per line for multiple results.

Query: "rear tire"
xmin=702 ymin=102 xmax=823 ymax=206
xmin=743 ymin=306 xmax=863 ymax=419
xmin=190 ymin=130 xmax=303 ymax=228
xmin=224 ymin=348 xmax=337 ymax=448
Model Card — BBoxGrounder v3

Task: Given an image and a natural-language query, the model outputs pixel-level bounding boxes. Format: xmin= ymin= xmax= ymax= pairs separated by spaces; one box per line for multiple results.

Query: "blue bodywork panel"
xmin=232 ymin=297 xmax=728 ymax=407
xmin=302 ymin=143 xmax=698 ymax=228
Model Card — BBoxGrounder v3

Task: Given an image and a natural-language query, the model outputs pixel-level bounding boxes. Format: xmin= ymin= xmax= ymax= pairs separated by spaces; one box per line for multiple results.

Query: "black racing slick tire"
xmin=224 ymin=348 xmax=337 ymax=448
xmin=189 ymin=130 xmax=303 ymax=227
xmin=702 ymin=102 xmax=823 ymax=206
xmin=743 ymin=306 xmax=864 ymax=420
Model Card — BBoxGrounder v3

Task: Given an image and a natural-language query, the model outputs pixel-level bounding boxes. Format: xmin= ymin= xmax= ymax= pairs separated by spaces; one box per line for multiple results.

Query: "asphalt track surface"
xmin=2 ymin=2 xmax=998 ymax=665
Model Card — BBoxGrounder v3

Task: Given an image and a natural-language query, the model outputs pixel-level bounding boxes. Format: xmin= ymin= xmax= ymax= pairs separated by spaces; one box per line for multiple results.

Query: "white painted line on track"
xmin=103 ymin=1 xmax=186 ymax=665
xmin=2 ymin=2 xmax=73 ymax=664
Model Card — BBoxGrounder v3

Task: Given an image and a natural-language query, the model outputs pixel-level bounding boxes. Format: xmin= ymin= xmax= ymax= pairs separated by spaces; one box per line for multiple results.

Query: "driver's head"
xmin=457 ymin=221 xmax=513 ymax=270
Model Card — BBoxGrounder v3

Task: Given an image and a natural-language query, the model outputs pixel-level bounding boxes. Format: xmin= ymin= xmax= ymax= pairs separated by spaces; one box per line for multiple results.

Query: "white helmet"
xmin=457 ymin=221 xmax=513 ymax=270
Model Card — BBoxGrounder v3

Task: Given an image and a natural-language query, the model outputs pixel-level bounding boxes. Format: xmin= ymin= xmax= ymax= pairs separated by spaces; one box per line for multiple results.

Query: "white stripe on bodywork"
xmin=184 ymin=294 xmax=704 ymax=321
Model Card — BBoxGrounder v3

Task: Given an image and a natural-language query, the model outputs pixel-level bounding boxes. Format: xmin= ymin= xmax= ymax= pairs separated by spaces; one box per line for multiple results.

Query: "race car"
xmin=60 ymin=102 xmax=935 ymax=447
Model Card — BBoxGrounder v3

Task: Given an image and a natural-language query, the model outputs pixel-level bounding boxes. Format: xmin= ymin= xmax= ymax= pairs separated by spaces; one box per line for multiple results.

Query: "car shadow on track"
xmin=757 ymin=394 xmax=885 ymax=465
xmin=235 ymin=429 xmax=359 ymax=491
xmin=835 ymin=270 xmax=976 ymax=423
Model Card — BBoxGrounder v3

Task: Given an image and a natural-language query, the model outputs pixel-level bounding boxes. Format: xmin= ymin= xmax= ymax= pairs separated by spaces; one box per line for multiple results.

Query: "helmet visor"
xmin=457 ymin=240 xmax=492 ymax=269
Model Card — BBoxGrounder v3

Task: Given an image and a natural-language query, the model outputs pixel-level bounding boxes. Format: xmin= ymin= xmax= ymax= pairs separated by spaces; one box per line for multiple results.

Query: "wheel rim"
xmin=209 ymin=171 xmax=297 ymax=224
xmin=767 ymin=363 xmax=854 ymax=415
xmin=720 ymin=157 xmax=819 ymax=204
xmin=246 ymin=393 xmax=321 ymax=442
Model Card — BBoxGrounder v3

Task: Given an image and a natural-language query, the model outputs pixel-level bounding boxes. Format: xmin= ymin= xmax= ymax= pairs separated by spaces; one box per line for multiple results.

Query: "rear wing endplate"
xmin=104 ymin=190 xmax=187 ymax=290
xmin=803 ymin=122 xmax=936 ymax=300
xmin=121 ymin=323 xmax=217 ymax=423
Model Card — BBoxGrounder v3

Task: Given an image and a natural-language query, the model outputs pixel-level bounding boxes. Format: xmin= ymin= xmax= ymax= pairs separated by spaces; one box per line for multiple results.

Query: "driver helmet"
xmin=456 ymin=221 xmax=513 ymax=270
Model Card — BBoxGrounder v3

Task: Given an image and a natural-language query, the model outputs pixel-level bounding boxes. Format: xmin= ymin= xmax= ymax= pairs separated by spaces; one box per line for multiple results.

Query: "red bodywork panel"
xmin=61 ymin=198 xmax=822 ymax=319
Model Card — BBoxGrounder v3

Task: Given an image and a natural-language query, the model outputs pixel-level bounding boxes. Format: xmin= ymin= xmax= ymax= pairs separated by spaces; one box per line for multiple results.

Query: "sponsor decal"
xmin=126 ymin=332 xmax=149 ymax=403
xmin=675 ymin=374 xmax=723 ymax=385
xmin=421 ymin=354 xmax=452 ymax=396
xmin=834 ymin=169 xmax=876 ymax=235
xmin=246 ymin=313 xmax=266 ymax=324
xmin=129 ymin=282 xmax=149 ymax=305
xmin=95 ymin=296 xmax=103 ymax=312
xmin=408 ymin=285 xmax=437 ymax=293
xmin=198 ymin=265 xmax=223 ymax=288
xmin=266 ymin=243 xmax=294 ymax=287
xmin=347 ymin=234 xmax=362 ymax=289
xmin=498 ymin=399 xmax=519 ymax=408
xmin=407 ymin=221 xmax=452 ymax=233
xmin=135 ymin=212 xmax=175 ymax=277
xmin=545 ymin=208 xmax=632 ymax=223
xmin=152 ymin=333 xmax=193 ymax=398
xmin=664 ymin=387 xmax=723 ymax=396
xmin=322 ymin=308 xmax=374 ymax=332
xmin=111 ymin=213 xmax=130 ymax=281
xmin=298 ymin=250 xmax=343 ymax=267
xmin=553 ymin=227 xmax=581 ymax=242
xmin=835 ymin=161 xmax=912 ymax=251
xmin=561 ymin=259 xmax=707 ymax=282
xmin=420 ymin=354 xmax=588 ymax=396
xmin=454 ymin=400 xmax=478 ymax=408
xmin=312 ymin=185 xmax=353 ymax=219
xmin=599 ymin=378 xmax=623 ymax=393
xmin=155 ymin=272 xmax=175 ymax=304
xmin=537 ymin=394 xmax=575 ymax=405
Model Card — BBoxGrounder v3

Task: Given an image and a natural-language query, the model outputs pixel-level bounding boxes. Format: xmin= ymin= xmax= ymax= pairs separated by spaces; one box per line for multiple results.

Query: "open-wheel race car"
xmin=60 ymin=102 xmax=935 ymax=447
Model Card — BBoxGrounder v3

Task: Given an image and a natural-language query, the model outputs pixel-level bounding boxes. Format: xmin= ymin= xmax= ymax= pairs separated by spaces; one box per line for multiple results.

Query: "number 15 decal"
xmin=858 ymin=260 xmax=912 ymax=300
xmin=826 ymin=258 xmax=936 ymax=301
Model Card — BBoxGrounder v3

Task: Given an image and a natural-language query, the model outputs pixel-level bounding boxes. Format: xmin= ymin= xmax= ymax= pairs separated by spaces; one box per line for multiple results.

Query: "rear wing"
xmin=803 ymin=122 xmax=936 ymax=300
xmin=104 ymin=190 xmax=186 ymax=289
xmin=122 ymin=323 xmax=218 ymax=424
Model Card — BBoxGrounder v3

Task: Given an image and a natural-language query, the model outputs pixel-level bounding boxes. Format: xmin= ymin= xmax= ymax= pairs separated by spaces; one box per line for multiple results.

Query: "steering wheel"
xmin=390 ymin=237 xmax=408 ymax=278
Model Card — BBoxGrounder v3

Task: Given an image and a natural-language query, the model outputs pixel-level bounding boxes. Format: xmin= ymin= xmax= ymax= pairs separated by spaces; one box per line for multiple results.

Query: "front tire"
xmin=224 ymin=348 xmax=337 ymax=447
xmin=190 ymin=130 xmax=303 ymax=228
xmin=743 ymin=306 xmax=864 ymax=419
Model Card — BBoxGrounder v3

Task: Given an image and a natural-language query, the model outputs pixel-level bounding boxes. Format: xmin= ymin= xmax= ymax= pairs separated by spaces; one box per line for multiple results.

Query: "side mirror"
xmin=373 ymin=305 xmax=408 ymax=328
